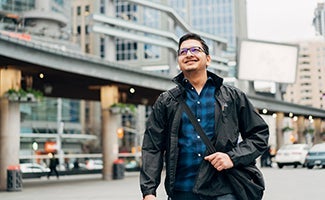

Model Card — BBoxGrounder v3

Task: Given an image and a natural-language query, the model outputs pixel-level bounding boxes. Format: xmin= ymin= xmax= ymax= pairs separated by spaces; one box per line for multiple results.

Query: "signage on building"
xmin=44 ymin=141 xmax=57 ymax=153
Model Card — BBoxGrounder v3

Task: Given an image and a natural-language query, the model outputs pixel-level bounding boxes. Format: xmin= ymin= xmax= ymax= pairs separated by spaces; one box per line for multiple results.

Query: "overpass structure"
xmin=1 ymin=32 xmax=325 ymax=190
xmin=1 ymin=33 xmax=325 ymax=117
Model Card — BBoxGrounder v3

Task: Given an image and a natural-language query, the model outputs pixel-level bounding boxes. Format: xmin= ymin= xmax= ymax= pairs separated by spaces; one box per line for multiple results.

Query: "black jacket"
xmin=140 ymin=71 xmax=269 ymax=198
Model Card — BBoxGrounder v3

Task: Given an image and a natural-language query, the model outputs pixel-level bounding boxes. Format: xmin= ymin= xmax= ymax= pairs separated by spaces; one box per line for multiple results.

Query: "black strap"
xmin=178 ymin=98 xmax=216 ymax=154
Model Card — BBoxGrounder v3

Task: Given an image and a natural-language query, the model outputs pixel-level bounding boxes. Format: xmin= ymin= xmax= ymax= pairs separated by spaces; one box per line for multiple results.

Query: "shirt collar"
xmin=181 ymin=76 xmax=215 ymax=88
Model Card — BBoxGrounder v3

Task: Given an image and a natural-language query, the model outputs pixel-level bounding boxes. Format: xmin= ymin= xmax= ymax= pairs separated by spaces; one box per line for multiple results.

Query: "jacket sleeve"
xmin=140 ymin=93 xmax=167 ymax=197
xmin=227 ymin=91 xmax=269 ymax=167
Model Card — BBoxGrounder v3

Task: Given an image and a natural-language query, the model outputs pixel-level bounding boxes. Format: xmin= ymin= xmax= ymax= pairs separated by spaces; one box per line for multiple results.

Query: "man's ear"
xmin=206 ymin=55 xmax=211 ymax=66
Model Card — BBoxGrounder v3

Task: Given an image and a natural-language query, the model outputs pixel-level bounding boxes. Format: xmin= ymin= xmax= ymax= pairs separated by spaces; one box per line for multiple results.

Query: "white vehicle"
xmin=275 ymin=144 xmax=310 ymax=168
xmin=20 ymin=163 xmax=50 ymax=178
xmin=85 ymin=159 xmax=103 ymax=170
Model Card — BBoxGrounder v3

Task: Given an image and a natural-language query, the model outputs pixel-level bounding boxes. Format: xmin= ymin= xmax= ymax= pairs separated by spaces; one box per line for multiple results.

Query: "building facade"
xmin=168 ymin=0 xmax=247 ymax=52
xmin=168 ymin=0 xmax=248 ymax=76
xmin=71 ymin=0 xmax=229 ymax=76
xmin=0 ymin=0 xmax=70 ymax=39
xmin=313 ymin=2 xmax=325 ymax=38
xmin=284 ymin=39 xmax=325 ymax=110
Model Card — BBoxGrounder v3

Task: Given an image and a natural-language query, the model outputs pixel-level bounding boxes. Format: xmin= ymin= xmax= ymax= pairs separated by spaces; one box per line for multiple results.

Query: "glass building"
xmin=168 ymin=0 xmax=248 ymax=76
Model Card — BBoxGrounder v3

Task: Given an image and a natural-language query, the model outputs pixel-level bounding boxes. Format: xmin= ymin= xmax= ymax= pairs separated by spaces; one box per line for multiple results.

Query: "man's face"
xmin=177 ymin=39 xmax=211 ymax=73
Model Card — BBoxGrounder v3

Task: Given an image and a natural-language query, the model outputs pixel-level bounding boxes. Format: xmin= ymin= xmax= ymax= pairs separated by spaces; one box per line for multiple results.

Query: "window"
xmin=100 ymin=38 xmax=105 ymax=58
xmin=85 ymin=5 xmax=90 ymax=16
xmin=85 ymin=5 xmax=90 ymax=12
xmin=77 ymin=6 xmax=81 ymax=16
xmin=116 ymin=39 xmax=138 ymax=61
xmin=85 ymin=44 xmax=90 ymax=53
xmin=77 ymin=26 xmax=81 ymax=34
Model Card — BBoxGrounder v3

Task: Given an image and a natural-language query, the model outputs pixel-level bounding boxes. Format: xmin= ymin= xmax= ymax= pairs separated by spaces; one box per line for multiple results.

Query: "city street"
xmin=0 ymin=167 xmax=324 ymax=200
xmin=262 ymin=166 xmax=325 ymax=200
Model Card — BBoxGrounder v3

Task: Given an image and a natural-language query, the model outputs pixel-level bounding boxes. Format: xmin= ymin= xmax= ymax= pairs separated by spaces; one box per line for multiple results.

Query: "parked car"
xmin=125 ymin=160 xmax=141 ymax=172
xmin=20 ymin=163 xmax=50 ymax=178
xmin=85 ymin=159 xmax=103 ymax=170
xmin=305 ymin=143 xmax=325 ymax=169
xmin=275 ymin=144 xmax=310 ymax=168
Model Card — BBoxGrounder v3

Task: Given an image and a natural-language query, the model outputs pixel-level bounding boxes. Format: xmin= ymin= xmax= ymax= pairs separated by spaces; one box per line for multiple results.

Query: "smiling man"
xmin=140 ymin=33 xmax=269 ymax=200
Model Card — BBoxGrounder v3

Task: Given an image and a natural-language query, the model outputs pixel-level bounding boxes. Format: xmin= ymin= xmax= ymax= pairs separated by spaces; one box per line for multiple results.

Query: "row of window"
xmin=77 ymin=5 xmax=90 ymax=16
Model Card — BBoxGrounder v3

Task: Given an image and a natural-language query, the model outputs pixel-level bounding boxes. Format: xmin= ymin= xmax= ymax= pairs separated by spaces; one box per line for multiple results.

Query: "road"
xmin=0 ymin=167 xmax=324 ymax=200
xmin=262 ymin=166 xmax=325 ymax=200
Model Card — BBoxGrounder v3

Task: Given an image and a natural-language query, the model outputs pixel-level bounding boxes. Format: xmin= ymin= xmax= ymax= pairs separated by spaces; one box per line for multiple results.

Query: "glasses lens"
xmin=190 ymin=47 xmax=202 ymax=54
xmin=178 ymin=47 xmax=203 ymax=56
xmin=178 ymin=48 xmax=188 ymax=56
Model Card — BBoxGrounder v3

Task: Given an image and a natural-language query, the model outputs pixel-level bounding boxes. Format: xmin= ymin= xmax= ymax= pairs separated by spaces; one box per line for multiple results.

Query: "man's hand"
xmin=204 ymin=152 xmax=234 ymax=171
xmin=143 ymin=194 xmax=156 ymax=200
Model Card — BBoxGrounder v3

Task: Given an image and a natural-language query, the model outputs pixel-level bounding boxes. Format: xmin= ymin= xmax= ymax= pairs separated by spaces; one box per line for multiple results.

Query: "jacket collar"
xmin=172 ymin=70 xmax=223 ymax=91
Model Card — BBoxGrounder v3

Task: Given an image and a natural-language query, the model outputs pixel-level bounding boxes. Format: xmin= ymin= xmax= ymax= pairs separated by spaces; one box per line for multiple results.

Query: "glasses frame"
xmin=177 ymin=46 xmax=205 ymax=56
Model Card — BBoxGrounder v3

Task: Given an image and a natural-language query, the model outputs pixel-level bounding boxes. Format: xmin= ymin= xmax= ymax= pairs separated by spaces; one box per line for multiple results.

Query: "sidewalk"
xmin=0 ymin=172 xmax=167 ymax=200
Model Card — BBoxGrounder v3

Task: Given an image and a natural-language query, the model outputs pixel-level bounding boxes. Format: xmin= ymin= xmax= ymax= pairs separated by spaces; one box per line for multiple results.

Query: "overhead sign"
xmin=238 ymin=40 xmax=299 ymax=84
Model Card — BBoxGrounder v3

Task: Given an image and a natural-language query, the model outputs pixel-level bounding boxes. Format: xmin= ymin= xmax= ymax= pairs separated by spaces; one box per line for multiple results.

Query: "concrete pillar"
xmin=0 ymin=68 xmax=21 ymax=95
xmin=100 ymin=86 xmax=120 ymax=180
xmin=0 ymin=68 xmax=21 ymax=191
xmin=313 ymin=118 xmax=322 ymax=144
xmin=275 ymin=112 xmax=284 ymax=149
xmin=0 ymin=99 xmax=20 ymax=191
xmin=297 ymin=116 xmax=305 ymax=144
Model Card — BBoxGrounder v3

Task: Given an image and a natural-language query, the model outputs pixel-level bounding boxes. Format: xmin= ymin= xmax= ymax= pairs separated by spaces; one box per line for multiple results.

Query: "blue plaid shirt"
xmin=174 ymin=77 xmax=216 ymax=191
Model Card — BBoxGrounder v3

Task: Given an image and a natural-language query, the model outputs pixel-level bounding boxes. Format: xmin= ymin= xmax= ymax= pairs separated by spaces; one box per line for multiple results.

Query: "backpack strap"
xmin=167 ymin=85 xmax=216 ymax=154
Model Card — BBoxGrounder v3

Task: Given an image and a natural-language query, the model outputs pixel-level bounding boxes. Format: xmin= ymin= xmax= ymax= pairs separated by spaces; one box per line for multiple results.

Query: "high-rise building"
xmin=284 ymin=39 xmax=325 ymax=110
xmin=168 ymin=0 xmax=248 ymax=76
xmin=168 ymin=0 xmax=247 ymax=52
xmin=71 ymin=0 xmax=228 ymax=76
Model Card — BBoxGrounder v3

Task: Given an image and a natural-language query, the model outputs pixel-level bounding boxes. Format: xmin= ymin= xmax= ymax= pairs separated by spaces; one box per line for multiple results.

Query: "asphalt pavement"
xmin=2 ymin=167 xmax=325 ymax=200
xmin=0 ymin=172 xmax=168 ymax=200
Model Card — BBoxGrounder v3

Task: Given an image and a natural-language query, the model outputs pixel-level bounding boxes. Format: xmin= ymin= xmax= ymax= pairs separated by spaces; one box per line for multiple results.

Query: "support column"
xmin=0 ymin=99 xmax=20 ymax=191
xmin=100 ymin=86 xmax=119 ymax=180
xmin=0 ymin=68 xmax=21 ymax=191
xmin=275 ymin=112 xmax=284 ymax=150
xmin=313 ymin=118 xmax=322 ymax=144
xmin=297 ymin=116 xmax=305 ymax=144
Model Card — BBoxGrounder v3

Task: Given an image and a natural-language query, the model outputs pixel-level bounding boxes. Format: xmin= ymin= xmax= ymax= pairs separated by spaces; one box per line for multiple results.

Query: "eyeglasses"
xmin=177 ymin=46 xmax=205 ymax=56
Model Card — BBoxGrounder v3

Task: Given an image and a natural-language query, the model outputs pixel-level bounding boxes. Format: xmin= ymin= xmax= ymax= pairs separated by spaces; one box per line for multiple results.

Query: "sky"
xmin=246 ymin=0 xmax=324 ymax=43
xmin=245 ymin=0 xmax=325 ymax=92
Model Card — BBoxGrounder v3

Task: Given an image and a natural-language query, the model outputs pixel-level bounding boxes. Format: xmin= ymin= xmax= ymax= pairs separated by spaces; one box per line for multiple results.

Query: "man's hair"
xmin=178 ymin=33 xmax=209 ymax=55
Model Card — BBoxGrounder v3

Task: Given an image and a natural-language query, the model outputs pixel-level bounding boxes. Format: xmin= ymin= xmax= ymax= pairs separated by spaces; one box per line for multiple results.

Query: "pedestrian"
xmin=73 ymin=158 xmax=80 ymax=170
xmin=47 ymin=152 xmax=59 ymax=179
xmin=140 ymin=33 xmax=269 ymax=200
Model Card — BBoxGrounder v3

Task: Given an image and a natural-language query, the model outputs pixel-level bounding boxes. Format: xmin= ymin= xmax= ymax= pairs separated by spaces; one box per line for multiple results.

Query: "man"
xmin=140 ymin=33 xmax=269 ymax=200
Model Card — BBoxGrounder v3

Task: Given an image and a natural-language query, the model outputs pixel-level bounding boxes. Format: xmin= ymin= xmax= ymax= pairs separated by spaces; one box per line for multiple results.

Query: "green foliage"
xmin=4 ymin=88 xmax=43 ymax=102
xmin=303 ymin=128 xmax=314 ymax=135
xmin=110 ymin=103 xmax=136 ymax=114
xmin=282 ymin=126 xmax=294 ymax=132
